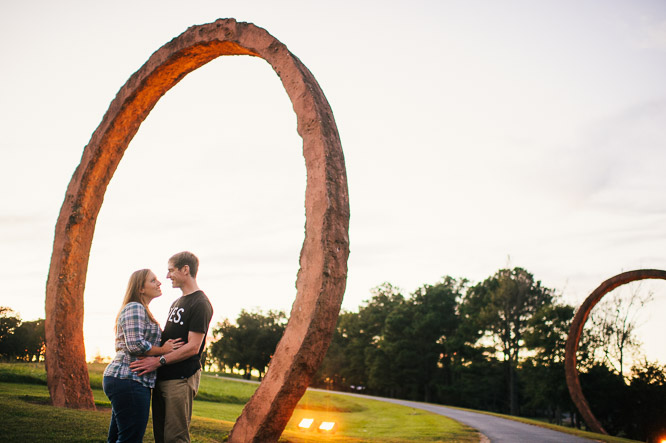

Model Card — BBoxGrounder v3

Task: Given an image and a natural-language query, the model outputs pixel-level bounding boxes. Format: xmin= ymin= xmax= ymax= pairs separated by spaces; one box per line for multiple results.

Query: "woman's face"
xmin=141 ymin=271 xmax=162 ymax=302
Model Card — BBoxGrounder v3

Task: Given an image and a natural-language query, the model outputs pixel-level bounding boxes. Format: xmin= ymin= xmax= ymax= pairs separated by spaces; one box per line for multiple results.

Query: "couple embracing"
xmin=102 ymin=251 xmax=213 ymax=443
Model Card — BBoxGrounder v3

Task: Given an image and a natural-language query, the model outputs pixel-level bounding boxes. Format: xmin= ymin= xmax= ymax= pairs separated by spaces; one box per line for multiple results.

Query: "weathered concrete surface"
xmin=45 ymin=18 xmax=350 ymax=441
xmin=564 ymin=269 xmax=666 ymax=435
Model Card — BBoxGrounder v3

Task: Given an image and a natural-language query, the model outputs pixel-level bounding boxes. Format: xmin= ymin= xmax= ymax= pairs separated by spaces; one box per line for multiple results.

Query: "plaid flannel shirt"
xmin=104 ymin=302 xmax=162 ymax=388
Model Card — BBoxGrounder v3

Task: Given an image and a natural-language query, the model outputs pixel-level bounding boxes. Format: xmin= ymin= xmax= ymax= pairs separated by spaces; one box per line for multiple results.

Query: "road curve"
xmin=214 ymin=378 xmax=598 ymax=442
xmin=333 ymin=392 xmax=597 ymax=443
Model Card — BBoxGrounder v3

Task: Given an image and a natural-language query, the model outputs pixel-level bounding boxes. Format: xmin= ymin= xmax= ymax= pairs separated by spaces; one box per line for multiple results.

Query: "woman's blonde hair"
xmin=115 ymin=269 xmax=159 ymax=332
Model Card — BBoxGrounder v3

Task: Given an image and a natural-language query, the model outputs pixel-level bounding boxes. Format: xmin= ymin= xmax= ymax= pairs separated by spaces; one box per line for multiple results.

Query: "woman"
xmin=103 ymin=269 xmax=182 ymax=442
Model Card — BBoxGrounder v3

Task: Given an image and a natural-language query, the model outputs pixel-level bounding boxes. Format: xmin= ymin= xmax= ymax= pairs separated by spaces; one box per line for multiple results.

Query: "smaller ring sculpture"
xmin=564 ymin=269 xmax=666 ymax=435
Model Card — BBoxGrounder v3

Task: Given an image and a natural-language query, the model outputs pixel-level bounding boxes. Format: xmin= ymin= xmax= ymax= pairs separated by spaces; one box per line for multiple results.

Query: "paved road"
xmin=215 ymin=378 xmax=597 ymax=442
xmin=332 ymin=392 xmax=597 ymax=443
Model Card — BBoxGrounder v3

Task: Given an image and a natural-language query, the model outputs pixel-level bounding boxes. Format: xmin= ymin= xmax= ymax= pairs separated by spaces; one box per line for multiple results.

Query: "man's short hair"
xmin=169 ymin=251 xmax=199 ymax=278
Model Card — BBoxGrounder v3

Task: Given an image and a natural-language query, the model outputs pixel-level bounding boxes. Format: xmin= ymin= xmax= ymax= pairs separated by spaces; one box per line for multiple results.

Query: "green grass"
xmin=0 ymin=381 xmax=113 ymax=442
xmin=1 ymin=362 xmax=635 ymax=442
xmin=0 ymin=363 xmax=478 ymax=442
xmin=0 ymin=361 xmax=47 ymax=384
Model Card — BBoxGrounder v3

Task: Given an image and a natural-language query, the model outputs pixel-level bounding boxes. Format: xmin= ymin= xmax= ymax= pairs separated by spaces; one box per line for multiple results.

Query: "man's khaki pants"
xmin=152 ymin=370 xmax=201 ymax=443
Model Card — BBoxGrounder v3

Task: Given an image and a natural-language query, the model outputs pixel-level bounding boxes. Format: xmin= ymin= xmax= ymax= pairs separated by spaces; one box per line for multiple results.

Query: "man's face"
xmin=166 ymin=261 xmax=188 ymax=289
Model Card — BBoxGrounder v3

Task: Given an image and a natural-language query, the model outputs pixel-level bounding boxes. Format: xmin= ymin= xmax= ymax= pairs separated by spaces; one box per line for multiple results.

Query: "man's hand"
xmin=129 ymin=356 xmax=160 ymax=376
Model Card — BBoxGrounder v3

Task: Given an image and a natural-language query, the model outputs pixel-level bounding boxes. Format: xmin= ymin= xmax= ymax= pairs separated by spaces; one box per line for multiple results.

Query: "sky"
xmin=2 ymin=0 xmax=666 ymax=363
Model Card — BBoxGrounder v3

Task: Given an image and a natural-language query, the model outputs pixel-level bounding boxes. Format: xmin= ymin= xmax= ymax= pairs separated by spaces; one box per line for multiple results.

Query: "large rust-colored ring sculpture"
xmin=45 ymin=18 xmax=349 ymax=442
xmin=564 ymin=269 xmax=666 ymax=435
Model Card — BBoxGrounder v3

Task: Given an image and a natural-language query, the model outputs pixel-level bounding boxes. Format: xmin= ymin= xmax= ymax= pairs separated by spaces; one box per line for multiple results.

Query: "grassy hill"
xmin=1 ymin=362 xmax=640 ymax=442
xmin=0 ymin=362 xmax=479 ymax=442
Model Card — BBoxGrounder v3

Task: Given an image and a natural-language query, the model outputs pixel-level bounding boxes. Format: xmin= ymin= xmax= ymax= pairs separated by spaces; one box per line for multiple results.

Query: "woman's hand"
xmin=161 ymin=338 xmax=184 ymax=354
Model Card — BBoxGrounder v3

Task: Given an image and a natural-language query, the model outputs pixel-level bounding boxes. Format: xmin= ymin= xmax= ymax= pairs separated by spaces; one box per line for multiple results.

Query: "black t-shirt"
xmin=157 ymin=290 xmax=213 ymax=380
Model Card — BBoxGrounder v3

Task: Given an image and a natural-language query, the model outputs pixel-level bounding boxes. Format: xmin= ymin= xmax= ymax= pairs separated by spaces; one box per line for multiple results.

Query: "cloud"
xmin=637 ymin=19 xmax=666 ymax=50
xmin=580 ymin=99 xmax=666 ymax=212
xmin=518 ymin=98 xmax=666 ymax=213
xmin=0 ymin=214 xmax=46 ymax=225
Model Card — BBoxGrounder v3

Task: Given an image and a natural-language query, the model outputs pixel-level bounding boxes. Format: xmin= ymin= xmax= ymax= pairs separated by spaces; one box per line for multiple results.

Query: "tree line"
xmin=1 ymin=265 xmax=663 ymax=440
xmin=207 ymin=267 xmax=666 ymax=441
xmin=0 ymin=307 xmax=45 ymax=362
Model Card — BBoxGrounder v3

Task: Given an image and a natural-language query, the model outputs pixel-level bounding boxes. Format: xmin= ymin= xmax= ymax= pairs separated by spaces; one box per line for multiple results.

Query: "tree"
xmin=315 ymin=283 xmax=407 ymax=394
xmin=0 ymin=308 xmax=45 ymax=362
xmin=522 ymin=303 xmax=575 ymax=423
xmin=577 ymin=360 xmax=666 ymax=441
xmin=6 ymin=319 xmax=45 ymax=361
xmin=314 ymin=311 xmax=359 ymax=390
xmin=208 ymin=309 xmax=287 ymax=379
xmin=524 ymin=303 xmax=574 ymax=365
xmin=411 ymin=277 xmax=464 ymax=402
xmin=375 ymin=277 xmax=465 ymax=402
xmin=624 ymin=360 xmax=666 ymax=442
xmin=586 ymin=282 xmax=653 ymax=378
xmin=359 ymin=283 xmax=405 ymax=396
xmin=462 ymin=267 xmax=554 ymax=415
xmin=0 ymin=307 xmax=20 ymax=341
xmin=579 ymin=363 xmax=626 ymax=435
xmin=0 ymin=307 xmax=21 ymax=360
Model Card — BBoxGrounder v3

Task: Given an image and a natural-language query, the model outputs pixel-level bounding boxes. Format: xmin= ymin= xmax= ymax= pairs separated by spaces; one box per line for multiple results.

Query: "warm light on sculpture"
xmin=45 ymin=18 xmax=349 ymax=443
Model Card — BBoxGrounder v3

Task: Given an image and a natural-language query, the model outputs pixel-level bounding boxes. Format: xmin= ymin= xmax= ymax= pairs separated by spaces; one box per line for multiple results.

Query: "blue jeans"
xmin=103 ymin=376 xmax=152 ymax=442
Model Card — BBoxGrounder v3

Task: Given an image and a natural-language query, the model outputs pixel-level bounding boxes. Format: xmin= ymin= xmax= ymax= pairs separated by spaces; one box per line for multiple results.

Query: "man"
xmin=130 ymin=251 xmax=213 ymax=443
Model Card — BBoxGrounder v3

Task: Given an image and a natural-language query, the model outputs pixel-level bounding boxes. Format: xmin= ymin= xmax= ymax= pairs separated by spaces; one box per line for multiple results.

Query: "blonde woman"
xmin=103 ymin=269 xmax=183 ymax=442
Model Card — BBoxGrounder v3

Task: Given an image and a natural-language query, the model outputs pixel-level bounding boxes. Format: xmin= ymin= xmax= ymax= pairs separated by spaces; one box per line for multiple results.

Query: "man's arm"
xmin=129 ymin=331 xmax=205 ymax=376
xmin=143 ymin=338 xmax=183 ymax=356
